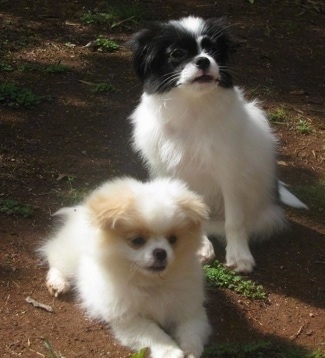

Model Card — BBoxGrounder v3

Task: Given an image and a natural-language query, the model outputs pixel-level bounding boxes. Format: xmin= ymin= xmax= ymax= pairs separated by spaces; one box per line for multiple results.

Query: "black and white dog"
xmin=128 ymin=16 xmax=307 ymax=273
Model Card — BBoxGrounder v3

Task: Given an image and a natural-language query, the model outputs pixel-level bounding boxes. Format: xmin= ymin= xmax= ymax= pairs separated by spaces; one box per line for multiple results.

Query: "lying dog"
xmin=40 ymin=177 xmax=211 ymax=358
xmin=128 ymin=16 xmax=307 ymax=273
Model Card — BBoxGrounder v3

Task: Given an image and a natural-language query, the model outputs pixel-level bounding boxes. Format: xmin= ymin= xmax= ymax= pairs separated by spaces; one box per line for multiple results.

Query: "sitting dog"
xmin=128 ymin=16 xmax=307 ymax=273
xmin=40 ymin=177 xmax=211 ymax=358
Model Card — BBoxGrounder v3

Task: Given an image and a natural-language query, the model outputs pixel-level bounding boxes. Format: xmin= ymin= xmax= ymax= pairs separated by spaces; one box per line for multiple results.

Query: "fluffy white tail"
xmin=279 ymin=181 xmax=308 ymax=209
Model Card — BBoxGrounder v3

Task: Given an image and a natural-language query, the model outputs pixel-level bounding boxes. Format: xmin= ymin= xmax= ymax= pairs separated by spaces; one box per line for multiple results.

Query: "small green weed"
xmin=91 ymin=82 xmax=119 ymax=93
xmin=17 ymin=61 xmax=70 ymax=74
xmin=0 ymin=198 xmax=33 ymax=217
xmin=131 ymin=348 xmax=148 ymax=358
xmin=293 ymin=180 xmax=325 ymax=212
xmin=17 ymin=62 xmax=40 ymax=72
xmin=0 ymin=61 xmax=14 ymax=72
xmin=0 ymin=83 xmax=42 ymax=108
xmin=81 ymin=10 xmax=115 ymax=25
xmin=133 ymin=342 xmax=324 ymax=358
xmin=43 ymin=339 xmax=63 ymax=358
xmin=248 ymin=85 xmax=272 ymax=97
xmin=55 ymin=176 xmax=90 ymax=206
xmin=203 ymin=341 xmax=325 ymax=358
xmin=268 ymin=107 xmax=287 ymax=124
xmin=94 ymin=35 xmax=119 ymax=52
xmin=204 ymin=341 xmax=272 ymax=357
xmin=80 ymin=4 xmax=142 ymax=28
xmin=43 ymin=61 xmax=69 ymax=74
xmin=203 ymin=260 xmax=266 ymax=299
xmin=268 ymin=108 xmax=315 ymax=135
xmin=295 ymin=118 xmax=314 ymax=134
xmin=64 ymin=188 xmax=90 ymax=205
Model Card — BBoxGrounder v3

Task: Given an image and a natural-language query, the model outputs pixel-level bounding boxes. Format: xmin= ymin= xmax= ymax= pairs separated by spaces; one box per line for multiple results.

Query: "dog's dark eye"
xmin=168 ymin=235 xmax=177 ymax=244
xmin=170 ymin=48 xmax=188 ymax=61
xmin=201 ymin=37 xmax=214 ymax=50
xmin=131 ymin=237 xmax=146 ymax=247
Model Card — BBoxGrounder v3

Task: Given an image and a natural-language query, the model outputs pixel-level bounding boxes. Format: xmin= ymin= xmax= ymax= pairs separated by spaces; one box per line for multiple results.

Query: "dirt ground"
xmin=0 ymin=0 xmax=324 ymax=357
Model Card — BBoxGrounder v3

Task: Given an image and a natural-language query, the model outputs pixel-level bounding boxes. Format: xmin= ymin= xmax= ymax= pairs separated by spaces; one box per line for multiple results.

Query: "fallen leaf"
xmin=290 ymin=89 xmax=307 ymax=95
xmin=277 ymin=160 xmax=288 ymax=166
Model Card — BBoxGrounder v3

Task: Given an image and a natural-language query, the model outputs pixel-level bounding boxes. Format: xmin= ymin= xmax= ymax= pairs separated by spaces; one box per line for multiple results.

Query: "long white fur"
xmin=130 ymin=17 xmax=307 ymax=273
xmin=131 ymin=87 xmax=285 ymax=273
xmin=40 ymin=177 xmax=210 ymax=358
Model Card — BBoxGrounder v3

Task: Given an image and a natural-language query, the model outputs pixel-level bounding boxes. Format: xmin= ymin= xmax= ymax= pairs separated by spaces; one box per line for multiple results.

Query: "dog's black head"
xmin=128 ymin=16 xmax=234 ymax=95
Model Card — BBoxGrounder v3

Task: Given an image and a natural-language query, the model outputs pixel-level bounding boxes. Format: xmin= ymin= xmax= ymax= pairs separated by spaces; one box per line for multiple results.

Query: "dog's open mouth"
xmin=147 ymin=263 xmax=166 ymax=272
xmin=192 ymin=75 xmax=216 ymax=83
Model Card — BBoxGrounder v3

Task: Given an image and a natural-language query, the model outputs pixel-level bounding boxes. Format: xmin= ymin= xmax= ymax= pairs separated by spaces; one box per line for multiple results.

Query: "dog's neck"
xmin=142 ymin=86 xmax=237 ymax=127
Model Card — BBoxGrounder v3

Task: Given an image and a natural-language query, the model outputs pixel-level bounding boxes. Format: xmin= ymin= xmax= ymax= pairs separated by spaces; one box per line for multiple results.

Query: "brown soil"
xmin=0 ymin=1 xmax=324 ymax=357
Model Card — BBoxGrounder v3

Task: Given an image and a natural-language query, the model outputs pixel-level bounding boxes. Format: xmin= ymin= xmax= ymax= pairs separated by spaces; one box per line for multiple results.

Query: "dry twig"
xmin=25 ymin=296 xmax=54 ymax=313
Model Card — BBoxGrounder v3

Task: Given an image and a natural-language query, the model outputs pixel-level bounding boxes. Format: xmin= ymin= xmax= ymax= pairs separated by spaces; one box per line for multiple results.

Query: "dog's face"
xmin=128 ymin=16 xmax=234 ymax=95
xmin=86 ymin=178 xmax=209 ymax=277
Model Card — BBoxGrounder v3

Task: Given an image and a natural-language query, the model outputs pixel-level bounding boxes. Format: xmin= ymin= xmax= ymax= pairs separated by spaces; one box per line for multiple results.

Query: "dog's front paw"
xmin=197 ymin=236 xmax=215 ymax=264
xmin=46 ymin=267 xmax=70 ymax=297
xmin=151 ymin=347 xmax=185 ymax=358
xmin=179 ymin=337 xmax=204 ymax=358
xmin=225 ymin=251 xmax=255 ymax=273
xmin=181 ymin=347 xmax=202 ymax=358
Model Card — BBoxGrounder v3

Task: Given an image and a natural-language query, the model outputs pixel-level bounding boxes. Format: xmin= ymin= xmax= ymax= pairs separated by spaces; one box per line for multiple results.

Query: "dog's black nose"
xmin=153 ymin=248 xmax=167 ymax=262
xmin=195 ymin=57 xmax=210 ymax=70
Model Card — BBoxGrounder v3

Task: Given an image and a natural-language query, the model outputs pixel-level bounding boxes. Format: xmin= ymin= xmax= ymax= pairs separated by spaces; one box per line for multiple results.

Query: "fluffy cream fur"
xmin=40 ymin=177 xmax=211 ymax=358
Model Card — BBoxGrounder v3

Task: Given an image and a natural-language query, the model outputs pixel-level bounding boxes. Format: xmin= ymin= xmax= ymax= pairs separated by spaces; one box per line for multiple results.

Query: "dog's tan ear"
xmin=86 ymin=188 xmax=135 ymax=231
xmin=177 ymin=192 xmax=209 ymax=226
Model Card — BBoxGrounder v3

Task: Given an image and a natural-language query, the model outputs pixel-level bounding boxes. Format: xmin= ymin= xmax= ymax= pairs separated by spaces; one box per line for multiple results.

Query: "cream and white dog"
xmin=40 ymin=177 xmax=211 ymax=358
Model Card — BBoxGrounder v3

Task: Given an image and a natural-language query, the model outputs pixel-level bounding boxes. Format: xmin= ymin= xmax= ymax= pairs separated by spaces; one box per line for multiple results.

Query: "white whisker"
xmin=130 ymin=262 xmax=140 ymax=273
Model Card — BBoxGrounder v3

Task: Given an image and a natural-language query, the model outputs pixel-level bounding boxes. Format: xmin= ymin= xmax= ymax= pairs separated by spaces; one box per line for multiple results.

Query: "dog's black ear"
xmin=203 ymin=17 xmax=235 ymax=87
xmin=204 ymin=18 xmax=235 ymax=64
xmin=127 ymin=26 xmax=160 ymax=81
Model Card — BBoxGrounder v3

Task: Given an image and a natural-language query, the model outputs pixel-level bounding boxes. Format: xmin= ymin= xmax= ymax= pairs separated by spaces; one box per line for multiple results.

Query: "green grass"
xmin=80 ymin=4 xmax=143 ymax=28
xmin=293 ymin=180 xmax=325 ymax=213
xmin=203 ymin=260 xmax=266 ymax=299
xmin=54 ymin=176 xmax=91 ymax=206
xmin=268 ymin=107 xmax=288 ymax=124
xmin=248 ymin=85 xmax=273 ymax=98
xmin=268 ymin=108 xmax=315 ymax=135
xmin=94 ymin=35 xmax=119 ymax=52
xmin=0 ymin=198 xmax=33 ymax=217
xmin=42 ymin=61 xmax=70 ymax=74
xmin=131 ymin=348 xmax=148 ymax=358
xmin=0 ymin=60 xmax=14 ymax=72
xmin=81 ymin=10 xmax=114 ymax=25
xmin=132 ymin=342 xmax=324 ymax=358
xmin=203 ymin=341 xmax=325 ymax=358
xmin=0 ymin=83 xmax=42 ymax=108
xmin=43 ymin=339 xmax=63 ymax=358
xmin=17 ymin=61 xmax=70 ymax=74
xmin=90 ymin=81 xmax=119 ymax=94
xmin=295 ymin=118 xmax=314 ymax=134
